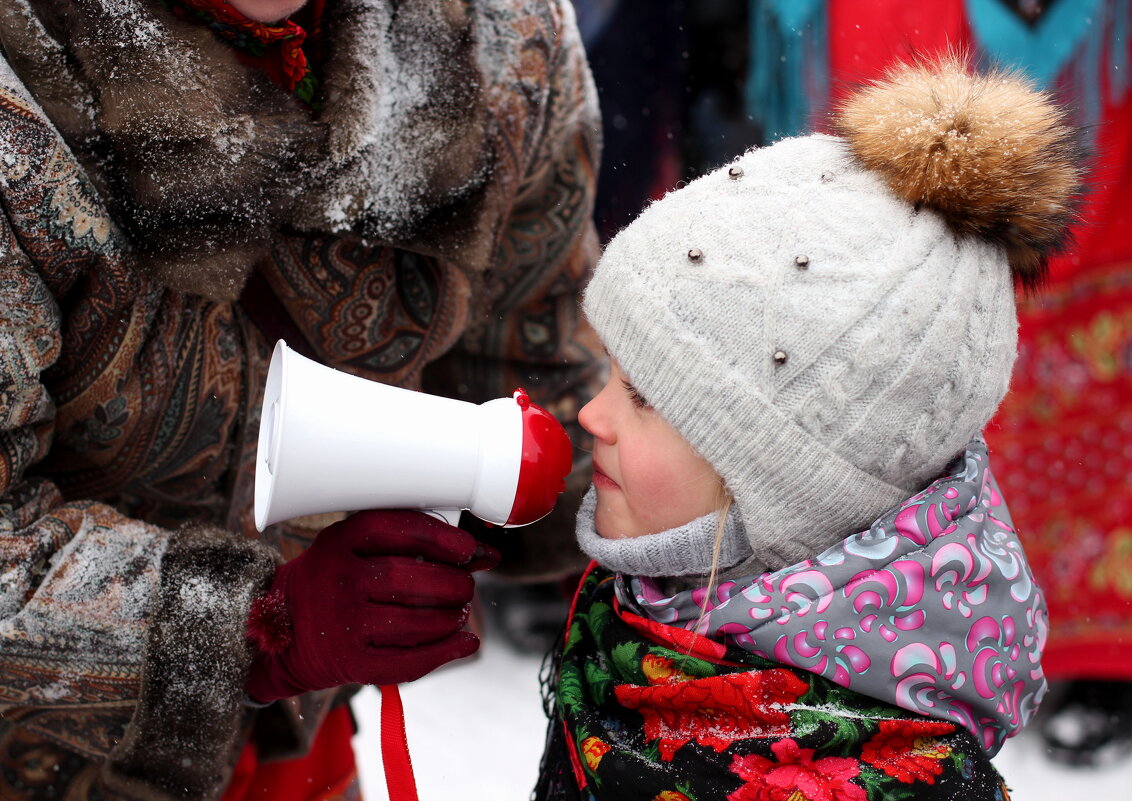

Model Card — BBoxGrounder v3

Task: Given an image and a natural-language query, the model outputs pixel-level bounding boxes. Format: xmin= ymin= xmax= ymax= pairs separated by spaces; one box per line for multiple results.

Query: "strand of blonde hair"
xmin=683 ymin=482 xmax=733 ymax=659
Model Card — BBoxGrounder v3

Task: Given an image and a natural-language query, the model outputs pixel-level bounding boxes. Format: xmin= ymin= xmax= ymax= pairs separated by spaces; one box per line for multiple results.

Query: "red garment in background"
xmin=825 ymin=0 xmax=1132 ymax=679
xmin=221 ymin=706 xmax=360 ymax=801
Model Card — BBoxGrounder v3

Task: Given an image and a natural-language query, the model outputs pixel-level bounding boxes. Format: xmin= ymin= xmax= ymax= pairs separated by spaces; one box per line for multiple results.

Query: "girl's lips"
xmin=592 ymin=467 xmax=620 ymax=490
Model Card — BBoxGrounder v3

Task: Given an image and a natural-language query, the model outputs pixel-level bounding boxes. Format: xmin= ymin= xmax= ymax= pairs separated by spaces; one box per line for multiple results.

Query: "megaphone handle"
xmin=423 ymin=509 xmax=462 ymax=527
xmin=379 ymin=684 xmax=420 ymax=801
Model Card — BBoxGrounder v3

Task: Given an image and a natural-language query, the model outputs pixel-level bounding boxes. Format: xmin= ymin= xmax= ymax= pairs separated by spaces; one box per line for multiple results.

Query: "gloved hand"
xmin=245 ymin=510 xmax=499 ymax=703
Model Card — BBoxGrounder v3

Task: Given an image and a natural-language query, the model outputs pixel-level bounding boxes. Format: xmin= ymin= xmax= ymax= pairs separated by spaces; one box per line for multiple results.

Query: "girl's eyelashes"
xmin=621 ymin=378 xmax=651 ymax=409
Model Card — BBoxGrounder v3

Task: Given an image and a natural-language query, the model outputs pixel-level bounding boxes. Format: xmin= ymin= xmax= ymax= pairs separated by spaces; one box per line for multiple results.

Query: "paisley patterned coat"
xmin=0 ymin=0 xmax=601 ymax=798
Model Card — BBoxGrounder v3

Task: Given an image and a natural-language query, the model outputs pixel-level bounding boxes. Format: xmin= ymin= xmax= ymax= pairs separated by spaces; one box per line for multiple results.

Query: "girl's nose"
xmin=578 ymin=388 xmax=614 ymax=444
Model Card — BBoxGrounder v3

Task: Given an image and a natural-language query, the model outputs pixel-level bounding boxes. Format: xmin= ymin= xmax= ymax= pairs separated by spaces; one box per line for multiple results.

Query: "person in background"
xmin=572 ymin=0 xmax=766 ymax=239
xmin=570 ymin=0 xmax=688 ymax=242
xmin=0 ymin=0 xmax=602 ymax=798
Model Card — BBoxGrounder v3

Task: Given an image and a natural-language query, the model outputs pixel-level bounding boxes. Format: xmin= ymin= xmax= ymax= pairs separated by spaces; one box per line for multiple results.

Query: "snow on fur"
xmin=834 ymin=56 xmax=1081 ymax=288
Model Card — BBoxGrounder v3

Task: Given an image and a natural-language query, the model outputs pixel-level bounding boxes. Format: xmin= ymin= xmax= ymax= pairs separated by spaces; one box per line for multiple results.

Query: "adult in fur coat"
xmin=0 ymin=0 xmax=602 ymax=798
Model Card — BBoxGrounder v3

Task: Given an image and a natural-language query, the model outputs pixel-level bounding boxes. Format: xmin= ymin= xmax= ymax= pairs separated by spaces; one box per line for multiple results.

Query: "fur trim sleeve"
xmin=104 ymin=525 xmax=280 ymax=801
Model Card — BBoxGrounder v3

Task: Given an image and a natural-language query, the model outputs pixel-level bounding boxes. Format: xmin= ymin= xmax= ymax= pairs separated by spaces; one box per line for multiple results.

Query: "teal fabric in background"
xmin=745 ymin=0 xmax=828 ymax=142
xmin=745 ymin=0 xmax=1130 ymax=144
xmin=966 ymin=0 xmax=1126 ymax=129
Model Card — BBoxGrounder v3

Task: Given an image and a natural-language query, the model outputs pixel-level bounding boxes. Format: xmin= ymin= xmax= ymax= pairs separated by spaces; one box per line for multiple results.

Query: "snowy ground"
xmin=351 ymin=635 xmax=1132 ymax=800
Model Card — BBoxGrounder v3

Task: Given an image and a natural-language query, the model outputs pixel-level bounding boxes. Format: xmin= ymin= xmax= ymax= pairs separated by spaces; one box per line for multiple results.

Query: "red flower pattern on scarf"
xmin=619 ymin=607 xmax=730 ymax=661
xmin=860 ymin=719 xmax=957 ymax=784
xmin=614 ymin=669 xmax=808 ymax=761
xmin=728 ymin=739 xmax=866 ymax=801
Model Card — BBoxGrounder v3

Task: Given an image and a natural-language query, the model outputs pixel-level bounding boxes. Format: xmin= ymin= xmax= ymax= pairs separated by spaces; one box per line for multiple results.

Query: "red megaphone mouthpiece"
xmin=507 ymin=388 xmax=573 ymax=526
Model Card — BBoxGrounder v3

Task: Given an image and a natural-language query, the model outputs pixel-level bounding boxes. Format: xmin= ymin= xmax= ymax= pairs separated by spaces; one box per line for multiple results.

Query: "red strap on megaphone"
xmin=379 ymin=685 xmax=419 ymax=801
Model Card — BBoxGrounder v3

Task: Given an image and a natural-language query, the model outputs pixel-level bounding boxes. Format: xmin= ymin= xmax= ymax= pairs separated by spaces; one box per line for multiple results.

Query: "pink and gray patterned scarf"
xmin=620 ymin=438 xmax=1046 ymax=756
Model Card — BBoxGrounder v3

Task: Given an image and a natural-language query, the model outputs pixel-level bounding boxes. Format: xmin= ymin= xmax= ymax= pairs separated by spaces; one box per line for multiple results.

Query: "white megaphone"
xmin=254 ymin=340 xmax=573 ymax=531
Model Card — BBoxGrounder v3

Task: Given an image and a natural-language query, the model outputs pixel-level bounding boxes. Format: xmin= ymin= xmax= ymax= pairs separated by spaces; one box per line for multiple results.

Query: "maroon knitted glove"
xmin=245 ymin=510 xmax=500 ymax=703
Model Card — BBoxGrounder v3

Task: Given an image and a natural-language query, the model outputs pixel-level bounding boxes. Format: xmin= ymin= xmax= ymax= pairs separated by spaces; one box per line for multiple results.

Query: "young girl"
xmin=535 ymin=59 xmax=1079 ymax=801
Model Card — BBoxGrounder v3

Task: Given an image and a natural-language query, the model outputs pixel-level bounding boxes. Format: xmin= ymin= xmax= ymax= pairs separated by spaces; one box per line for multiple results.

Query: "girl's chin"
xmin=594 ymin=510 xmax=644 ymax=540
xmin=593 ymin=509 xmax=623 ymax=540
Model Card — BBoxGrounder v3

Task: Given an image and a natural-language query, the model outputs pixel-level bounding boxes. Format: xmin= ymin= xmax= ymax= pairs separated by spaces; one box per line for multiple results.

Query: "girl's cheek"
xmin=622 ymin=455 xmax=685 ymax=516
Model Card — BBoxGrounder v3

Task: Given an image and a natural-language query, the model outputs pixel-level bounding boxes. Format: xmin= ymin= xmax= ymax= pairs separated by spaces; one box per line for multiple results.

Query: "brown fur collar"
xmin=0 ymin=0 xmax=498 ymax=300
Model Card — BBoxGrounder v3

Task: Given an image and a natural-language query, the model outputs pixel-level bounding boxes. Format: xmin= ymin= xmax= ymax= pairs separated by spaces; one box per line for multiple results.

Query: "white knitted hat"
xmin=584 ymin=60 xmax=1079 ymax=567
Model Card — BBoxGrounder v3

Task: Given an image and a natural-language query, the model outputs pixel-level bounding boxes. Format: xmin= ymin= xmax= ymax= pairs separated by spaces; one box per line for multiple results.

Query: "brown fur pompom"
xmin=834 ymin=57 xmax=1081 ymax=288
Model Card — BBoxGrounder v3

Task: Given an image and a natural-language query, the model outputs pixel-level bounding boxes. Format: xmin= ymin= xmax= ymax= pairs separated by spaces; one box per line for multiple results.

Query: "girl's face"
xmin=579 ymin=360 xmax=721 ymax=538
